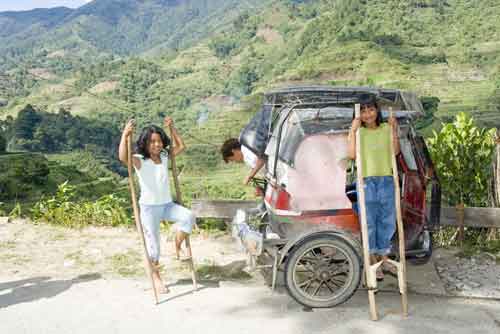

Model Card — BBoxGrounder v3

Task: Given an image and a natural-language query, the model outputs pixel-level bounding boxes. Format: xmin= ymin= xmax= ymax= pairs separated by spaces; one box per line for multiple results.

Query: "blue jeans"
xmin=357 ymin=176 xmax=396 ymax=256
xmin=140 ymin=202 xmax=196 ymax=262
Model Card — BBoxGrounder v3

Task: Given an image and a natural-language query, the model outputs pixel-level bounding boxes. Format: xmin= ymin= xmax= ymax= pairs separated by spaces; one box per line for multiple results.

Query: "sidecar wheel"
xmin=284 ymin=234 xmax=361 ymax=308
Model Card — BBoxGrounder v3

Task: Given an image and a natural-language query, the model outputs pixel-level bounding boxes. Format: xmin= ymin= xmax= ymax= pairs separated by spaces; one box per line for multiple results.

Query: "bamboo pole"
xmin=126 ymin=135 xmax=160 ymax=304
xmin=168 ymin=126 xmax=198 ymax=291
xmin=354 ymin=104 xmax=379 ymax=321
xmin=388 ymin=107 xmax=408 ymax=317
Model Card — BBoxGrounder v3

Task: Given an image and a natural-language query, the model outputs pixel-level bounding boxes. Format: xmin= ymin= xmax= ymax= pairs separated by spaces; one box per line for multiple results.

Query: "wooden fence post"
xmin=494 ymin=131 xmax=500 ymax=207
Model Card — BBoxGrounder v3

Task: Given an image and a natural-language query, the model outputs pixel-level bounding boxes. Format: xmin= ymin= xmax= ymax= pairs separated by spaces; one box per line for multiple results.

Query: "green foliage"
xmin=285 ymin=0 xmax=319 ymax=19
xmin=9 ymin=105 xmax=121 ymax=163
xmin=31 ymin=181 xmax=131 ymax=227
xmin=74 ymin=58 xmax=124 ymax=93
xmin=14 ymin=104 xmax=42 ymax=140
xmin=208 ymin=10 xmax=259 ymax=59
xmin=0 ymin=69 xmax=39 ymax=99
xmin=0 ymin=133 xmax=6 ymax=153
xmin=428 ymin=113 xmax=496 ymax=206
xmin=225 ymin=63 xmax=261 ymax=96
xmin=118 ymin=58 xmax=166 ymax=104
xmin=208 ymin=35 xmax=239 ymax=58
xmin=0 ymin=153 xmax=50 ymax=201
xmin=380 ymin=45 xmax=447 ymax=65
xmin=416 ymin=96 xmax=440 ymax=129
xmin=8 ymin=203 xmax=22 ymax=219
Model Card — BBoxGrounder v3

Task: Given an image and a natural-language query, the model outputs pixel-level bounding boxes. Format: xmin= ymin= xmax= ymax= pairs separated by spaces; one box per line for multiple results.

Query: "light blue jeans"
xmin=358 ymin=176 xmax=396 ymax=256
xmin=139 ymin=202 xmax=196 ymax=262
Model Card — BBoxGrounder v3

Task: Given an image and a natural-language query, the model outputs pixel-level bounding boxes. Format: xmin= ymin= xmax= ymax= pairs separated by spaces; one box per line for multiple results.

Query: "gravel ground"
xmin=434 ymin=248 xmax=500 ymax=298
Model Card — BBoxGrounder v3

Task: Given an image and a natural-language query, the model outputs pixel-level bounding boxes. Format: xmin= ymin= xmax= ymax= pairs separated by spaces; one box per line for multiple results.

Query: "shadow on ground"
xmin=0 ymin=273 xmax=101 ymax=309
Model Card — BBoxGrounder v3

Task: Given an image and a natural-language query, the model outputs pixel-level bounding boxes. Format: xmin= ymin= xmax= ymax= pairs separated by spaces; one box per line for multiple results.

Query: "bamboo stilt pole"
xmin=354 ymin=104 xmax=379 ymax=321
xmin=168 ymin=126 xmax=198 ymax=291
xmin=126 ymin=135 xmax=160 ymax=304
xmin=389 ymin=107 xmax=408 ymax=317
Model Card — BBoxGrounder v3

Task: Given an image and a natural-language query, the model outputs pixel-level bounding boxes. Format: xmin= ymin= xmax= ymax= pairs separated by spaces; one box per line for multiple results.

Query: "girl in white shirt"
xmin=119 ymin=117 xmax=195 ymax=294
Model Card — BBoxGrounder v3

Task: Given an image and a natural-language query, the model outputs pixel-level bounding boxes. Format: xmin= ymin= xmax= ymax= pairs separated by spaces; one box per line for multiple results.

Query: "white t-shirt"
xmin=134 ymin=152 xmax=172 ymax=205
xmin=241 ymin=145 xmax=258 ymax=169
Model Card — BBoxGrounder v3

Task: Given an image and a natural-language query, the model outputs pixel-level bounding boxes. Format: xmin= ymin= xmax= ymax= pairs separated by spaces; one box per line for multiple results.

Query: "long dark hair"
xmin=135 ymin=125 xmax=171 ymax=159
xmin=353 ymin=94 xmax=382 ymax=127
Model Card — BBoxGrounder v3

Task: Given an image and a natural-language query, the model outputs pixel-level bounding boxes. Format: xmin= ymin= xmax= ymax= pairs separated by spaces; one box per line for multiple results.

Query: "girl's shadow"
xmin=0 ymin=273 xmax=101 ymax=309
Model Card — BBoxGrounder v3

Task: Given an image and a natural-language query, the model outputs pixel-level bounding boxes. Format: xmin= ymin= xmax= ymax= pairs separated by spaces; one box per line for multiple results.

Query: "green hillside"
xmin=3 ymin=0 xmax=499 ymax=127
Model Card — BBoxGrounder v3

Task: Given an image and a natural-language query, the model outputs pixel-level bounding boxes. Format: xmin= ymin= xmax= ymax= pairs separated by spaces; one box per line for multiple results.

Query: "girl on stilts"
xmin=348 ymin=94 xmax=400 ymax=281
xmin=119 ymin=117 xmax=196 ymax=294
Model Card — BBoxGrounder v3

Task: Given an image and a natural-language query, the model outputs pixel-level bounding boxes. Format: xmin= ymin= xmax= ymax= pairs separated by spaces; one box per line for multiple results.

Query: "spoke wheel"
xmin=284 ymin=234 xmax=361 ymax=308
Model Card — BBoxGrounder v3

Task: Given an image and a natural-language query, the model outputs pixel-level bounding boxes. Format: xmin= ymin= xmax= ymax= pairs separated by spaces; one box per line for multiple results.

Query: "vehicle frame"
xmin=235 ymin=85 xmax=441 ymax=308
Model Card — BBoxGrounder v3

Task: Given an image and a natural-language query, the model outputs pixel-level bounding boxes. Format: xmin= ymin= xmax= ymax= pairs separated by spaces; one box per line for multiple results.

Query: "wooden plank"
xmin=191 ymin=200 xmax=500 ymax=228
xmin=440 ymin=207 xmax=500 ymax=228
xmin=191 ymin=200 xmax=259 ymax=219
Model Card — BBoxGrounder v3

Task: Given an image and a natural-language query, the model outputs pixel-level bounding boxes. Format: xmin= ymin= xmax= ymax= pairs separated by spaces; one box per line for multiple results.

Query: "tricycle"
xmin=233 ymin=86 xmax=441 ymax=308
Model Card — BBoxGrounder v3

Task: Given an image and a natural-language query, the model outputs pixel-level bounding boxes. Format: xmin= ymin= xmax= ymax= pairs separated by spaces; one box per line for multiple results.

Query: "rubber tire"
xmin=284 ymin=234 xmax=362 ymax=308
xmin=408 ymin=231 xmax=433 ymax=265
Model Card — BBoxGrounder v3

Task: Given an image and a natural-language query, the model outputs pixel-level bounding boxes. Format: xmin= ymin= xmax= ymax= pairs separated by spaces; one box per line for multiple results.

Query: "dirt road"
xmin=1 ymin=276 xmax=500 ymax=334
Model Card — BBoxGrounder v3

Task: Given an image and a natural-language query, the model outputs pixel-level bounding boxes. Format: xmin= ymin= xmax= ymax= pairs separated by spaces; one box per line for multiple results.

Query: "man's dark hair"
xmin=136 ymin=125 xmax=171 ymax=159
xmin=221 ymin=138 xmax=241 ymax=163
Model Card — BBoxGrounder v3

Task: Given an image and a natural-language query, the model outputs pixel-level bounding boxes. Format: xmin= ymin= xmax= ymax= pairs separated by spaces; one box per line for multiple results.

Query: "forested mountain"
xmin=0 ymin=7 xmax=73 ymax=38
xmin=0 ymin=0 xmax=265 ymax=60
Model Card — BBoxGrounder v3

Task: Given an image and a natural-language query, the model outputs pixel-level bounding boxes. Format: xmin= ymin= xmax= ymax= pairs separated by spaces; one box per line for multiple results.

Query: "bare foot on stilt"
xmin=152 ymin=264 xmax=169 ymax=294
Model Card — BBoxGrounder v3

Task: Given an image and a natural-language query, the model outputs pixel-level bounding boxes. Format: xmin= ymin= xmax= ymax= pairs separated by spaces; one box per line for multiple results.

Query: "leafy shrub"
xmin=31 ymin=181 xmax=131 ymax=227
xmin=416 ymin=96 xmax=440 ymax=130
xmin=208 ymin=35 xmax=239 ymax=58
xmin=373 ymin=34 xmax=404 ymax=46
xmin=0 ymin=153 xmax=50 ymax=200
xmin=428 ymin=113 xmax=496 ymax=207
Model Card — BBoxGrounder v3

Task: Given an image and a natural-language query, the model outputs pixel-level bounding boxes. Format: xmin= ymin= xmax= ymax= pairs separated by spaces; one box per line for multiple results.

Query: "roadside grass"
xmin=196 ymin=260 xmax=252 ymax=281
xmin=0 ymin=253 xmax=31 ymax=265
xmin=107 ymin=249 xmax=143 ymax=277
xmin=0 ymin=240 xmax=16 ymax=250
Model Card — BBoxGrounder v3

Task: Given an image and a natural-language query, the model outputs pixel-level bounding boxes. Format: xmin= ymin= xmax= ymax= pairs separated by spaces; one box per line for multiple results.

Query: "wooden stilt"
xmin=355 ymin=105 xmax=409 ymax=320
xmin=168 ymin=127 xmax=198 ymax=291
xmin=355 ymin=104 xmax=379 ymax=321
xmin=126 ymin=136 xmax=160 ymax=305
xmin=389 ymin=107 xmax=408 ymax=317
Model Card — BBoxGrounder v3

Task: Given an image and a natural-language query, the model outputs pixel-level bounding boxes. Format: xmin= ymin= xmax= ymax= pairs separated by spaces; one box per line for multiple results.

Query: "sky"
xmin=0 ymin=0 xmax=93 ymax=12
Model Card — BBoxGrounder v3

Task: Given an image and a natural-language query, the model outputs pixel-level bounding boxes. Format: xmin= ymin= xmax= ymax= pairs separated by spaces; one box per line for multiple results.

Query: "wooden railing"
xmin=191 ymin=200 xmax=259 ymax=220
xmin=439 ymin=207 xmax=500 ymax=228
xmin=191 ymin=199 xmax=500 ymax=227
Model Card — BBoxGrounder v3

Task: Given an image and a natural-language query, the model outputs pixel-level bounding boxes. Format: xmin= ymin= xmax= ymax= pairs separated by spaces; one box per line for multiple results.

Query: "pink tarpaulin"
xmin=287 ymin=133 xmax=351 ymax=211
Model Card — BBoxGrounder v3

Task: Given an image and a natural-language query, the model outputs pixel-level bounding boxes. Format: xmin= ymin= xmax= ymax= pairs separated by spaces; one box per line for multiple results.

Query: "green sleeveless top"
xmin=359 ymin=123 xmax=393 ymax=178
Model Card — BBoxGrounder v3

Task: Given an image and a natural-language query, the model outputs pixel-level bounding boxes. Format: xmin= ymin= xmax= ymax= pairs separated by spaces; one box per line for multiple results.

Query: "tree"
xmin=14 ymin=104 xmax=42 ymax=140
xmin=428 ymin=113 xmax=496 ymax=243
xmin=428 ymin=112 xmax=496 ymax=207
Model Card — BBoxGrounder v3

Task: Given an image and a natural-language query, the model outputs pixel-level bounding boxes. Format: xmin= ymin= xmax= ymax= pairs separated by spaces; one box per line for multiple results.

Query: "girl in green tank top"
xmin=347 ymin=95 xmax=400 ymax=280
